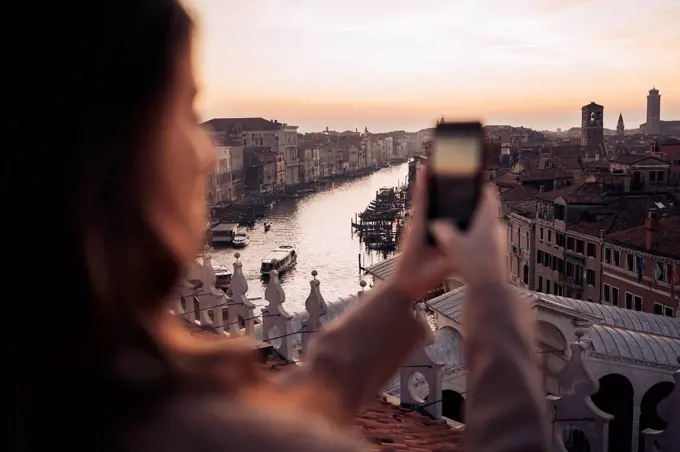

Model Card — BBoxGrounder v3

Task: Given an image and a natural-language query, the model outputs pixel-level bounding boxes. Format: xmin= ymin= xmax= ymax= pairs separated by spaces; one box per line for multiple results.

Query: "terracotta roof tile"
xmin=495 ymin=172 xmax=520 ymax=188
xmin=611 ymin=154 xmax=667 ymax=165
xmin=534 ymin=182 xmax=605 ymax=204
xmin=661 ymin=144 xmax=680 ymax=161
xmin=569 ymin=193 xmax=680 ymax=237
xmin=264 ymin=355 xmax=464 ymax=450
xmin=520 ymin=167 xmax=569 ymax=182
xmin=605 ymin=217 xmax=680 ymax=258
xmin=499 ymin=184 xmax=539 ymax=202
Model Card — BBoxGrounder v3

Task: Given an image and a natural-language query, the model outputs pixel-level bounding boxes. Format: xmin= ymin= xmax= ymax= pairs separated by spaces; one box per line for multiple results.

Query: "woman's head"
xmin=10 ymin=0 xmax=215 ymax=328
xmin=7 ymin=0 xmax=219 ymax=446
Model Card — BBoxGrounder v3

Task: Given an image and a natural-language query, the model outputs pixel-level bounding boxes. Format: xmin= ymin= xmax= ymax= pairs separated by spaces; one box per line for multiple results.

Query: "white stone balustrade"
xmin=194 ymin=246 xmax=228 ymax=334
xmin=227 ymin=252 xmax=256 ymax=336
xmin=301 ymin=270 xmax=327 ymax=356
xmin=261 ymin=260 xmax=294 ymax=361
xmin=399 ymin=303 xmax=444 ymax=419
xmin=172 ymin=278 xmax=199 ymax=322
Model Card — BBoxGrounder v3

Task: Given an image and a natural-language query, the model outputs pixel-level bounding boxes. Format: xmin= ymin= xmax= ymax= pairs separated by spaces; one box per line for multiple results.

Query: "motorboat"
xmin=210 ymin=222 xmax=238 ymax=246
xmin=260 ymin=245 xmax=297 ymax=275
xmin=232 ymin=231 xmax=250 ymax=248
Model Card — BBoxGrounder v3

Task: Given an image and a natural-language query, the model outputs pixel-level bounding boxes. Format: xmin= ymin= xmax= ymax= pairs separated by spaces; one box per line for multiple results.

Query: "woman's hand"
xmin=388 ymin=166 xmax=452 ymax=301
xmin=431 ymin=184 xmax=507 ymax=286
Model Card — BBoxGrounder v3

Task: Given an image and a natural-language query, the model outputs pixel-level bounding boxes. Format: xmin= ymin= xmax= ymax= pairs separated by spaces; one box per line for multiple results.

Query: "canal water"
xmin=212 ymin=163 xmax=409 ymax=313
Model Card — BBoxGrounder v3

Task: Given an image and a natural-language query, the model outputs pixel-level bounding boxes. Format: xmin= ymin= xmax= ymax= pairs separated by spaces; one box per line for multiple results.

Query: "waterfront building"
xmin=203 ymin=117 xmax=299 ymax=190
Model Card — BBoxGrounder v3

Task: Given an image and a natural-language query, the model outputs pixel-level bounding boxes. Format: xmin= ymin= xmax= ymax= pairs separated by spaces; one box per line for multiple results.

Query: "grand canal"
xmin=212 ymin=163 xmax=408 ymax=313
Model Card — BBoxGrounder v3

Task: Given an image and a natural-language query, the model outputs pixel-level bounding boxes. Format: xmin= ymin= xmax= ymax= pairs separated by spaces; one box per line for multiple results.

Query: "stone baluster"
xmin=171 ymin=278 xmax=199 ymax=322
xmin=176 ymin=260 xmax=204 ymax=322
xmin=348 ymin=279 xmax=367 ymax=308
xmin=548 ymin=329 xmax=613 ymax=452
xmin=358 ymin=279 xmax=367 ymax=298
xmin=399 ymin=303 xmax=443 ymax=419
xmin=642 ymin=355 xmax=680 ymax=451
xmin=227 ymin=252 xmax=256 ymax=337
xmin=301 ymin=270 xmax=327 ymax=356
xmin=196 ymin=245 xmax=225 ymax=334
xmin=261 ymin=260 xmax=294 ymax=360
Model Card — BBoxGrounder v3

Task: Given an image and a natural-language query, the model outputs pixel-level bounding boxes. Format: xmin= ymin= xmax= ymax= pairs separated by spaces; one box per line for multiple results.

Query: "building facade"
xmin=243 ymin=146 xmax=278 ymax=195
xmin=603 ymin=212 xmax=679 ymax=316
xmin=503 ymin=180 xmax=680 ymax=316
xmin=212 ymin=146 xmax=233 ymax=203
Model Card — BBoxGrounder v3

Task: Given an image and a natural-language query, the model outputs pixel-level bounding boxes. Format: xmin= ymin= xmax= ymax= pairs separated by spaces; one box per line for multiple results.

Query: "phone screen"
xmin=427 ymin=122 xmax=484 ymax=232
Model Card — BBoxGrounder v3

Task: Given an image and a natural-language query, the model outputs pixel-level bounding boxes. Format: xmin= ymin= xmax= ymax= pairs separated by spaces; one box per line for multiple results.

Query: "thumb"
xmin=431 ymin=220 xmax=466 ymax=260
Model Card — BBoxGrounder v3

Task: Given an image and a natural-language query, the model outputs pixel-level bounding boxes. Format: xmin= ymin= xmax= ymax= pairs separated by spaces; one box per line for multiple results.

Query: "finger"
xmin=421 ymin=254 xmax=453 ymax=281
xmin=406 ymin=166 xmax=429 ymax=239
xmin=431 ymin=220 xmax=464 ymax=258
xmin=410 ymin=166 xmax=428 ymax=223
xmin=478 ymin=184 xmax=500 ymax=219
xmin=465 ymin=184 xmax=499 ymax=231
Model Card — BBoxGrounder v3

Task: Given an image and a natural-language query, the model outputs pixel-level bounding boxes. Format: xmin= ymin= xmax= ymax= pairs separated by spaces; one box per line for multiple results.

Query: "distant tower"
xmin=581 ymin=102 xmax=604 ymax=151
xmin=646 ymin=87 xmax=661 ymax=135
xmin=617 ymin=113 xmax=625 ymax=137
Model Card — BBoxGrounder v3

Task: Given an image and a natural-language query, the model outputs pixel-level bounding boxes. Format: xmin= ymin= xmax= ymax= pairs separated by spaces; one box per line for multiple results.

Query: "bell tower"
xmin=646 ymin=87 xmax=661 ymax=135
xmin=581 ymin=102 xmax=604 ymax=153
xmin=617 ymin=113 xmax=625 ymax=137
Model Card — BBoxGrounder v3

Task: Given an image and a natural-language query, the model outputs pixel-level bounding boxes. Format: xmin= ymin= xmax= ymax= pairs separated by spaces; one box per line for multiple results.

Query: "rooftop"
xmin=426 ymin=287 xmax=680 ymax=371
xmin=534 ymin=181 xmax=605 ymax=205
xmin=610 ymin=154 xmax=667 ymax=165
xmin=606 ymin=217 xmax=680 ymax=258
xmin=499 ymin=185 xmax=539 ymax=202
xmin=363 ymin=255 xmax=399 ymax=281
xmin=520 ymin=167 xmax=570 ymax=182
xmin=204 ymin=117 xmax=286 ymax=132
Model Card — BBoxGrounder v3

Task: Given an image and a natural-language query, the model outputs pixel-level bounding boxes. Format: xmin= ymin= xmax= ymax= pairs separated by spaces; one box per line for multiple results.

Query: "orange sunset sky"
xmin=186 ymin=0 xmax=680 ymax=133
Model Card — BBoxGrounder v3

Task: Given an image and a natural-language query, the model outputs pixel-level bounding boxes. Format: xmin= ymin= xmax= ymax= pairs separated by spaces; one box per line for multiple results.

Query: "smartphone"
xmin=427 ymin=121 xmax=485 ymax=237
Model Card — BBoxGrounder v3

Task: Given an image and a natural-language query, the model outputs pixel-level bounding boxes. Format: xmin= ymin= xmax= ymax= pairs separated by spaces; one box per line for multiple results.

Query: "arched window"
xmin=591 ymin=373 xmax=634 ymax=452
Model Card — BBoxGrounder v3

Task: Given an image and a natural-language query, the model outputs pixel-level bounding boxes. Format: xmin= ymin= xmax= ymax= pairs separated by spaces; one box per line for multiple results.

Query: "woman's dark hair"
xmin=4 ymin=2 xmax=212 ymax=450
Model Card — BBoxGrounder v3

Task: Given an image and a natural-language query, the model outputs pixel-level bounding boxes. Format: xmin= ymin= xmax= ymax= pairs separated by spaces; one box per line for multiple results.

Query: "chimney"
xmin=539 ymin=185 xmax=545 ymax=193
xmin=599 ymin=229 xmax=605 ymax=240
xmin=645 ymin=209 xmax=660 ymax=250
